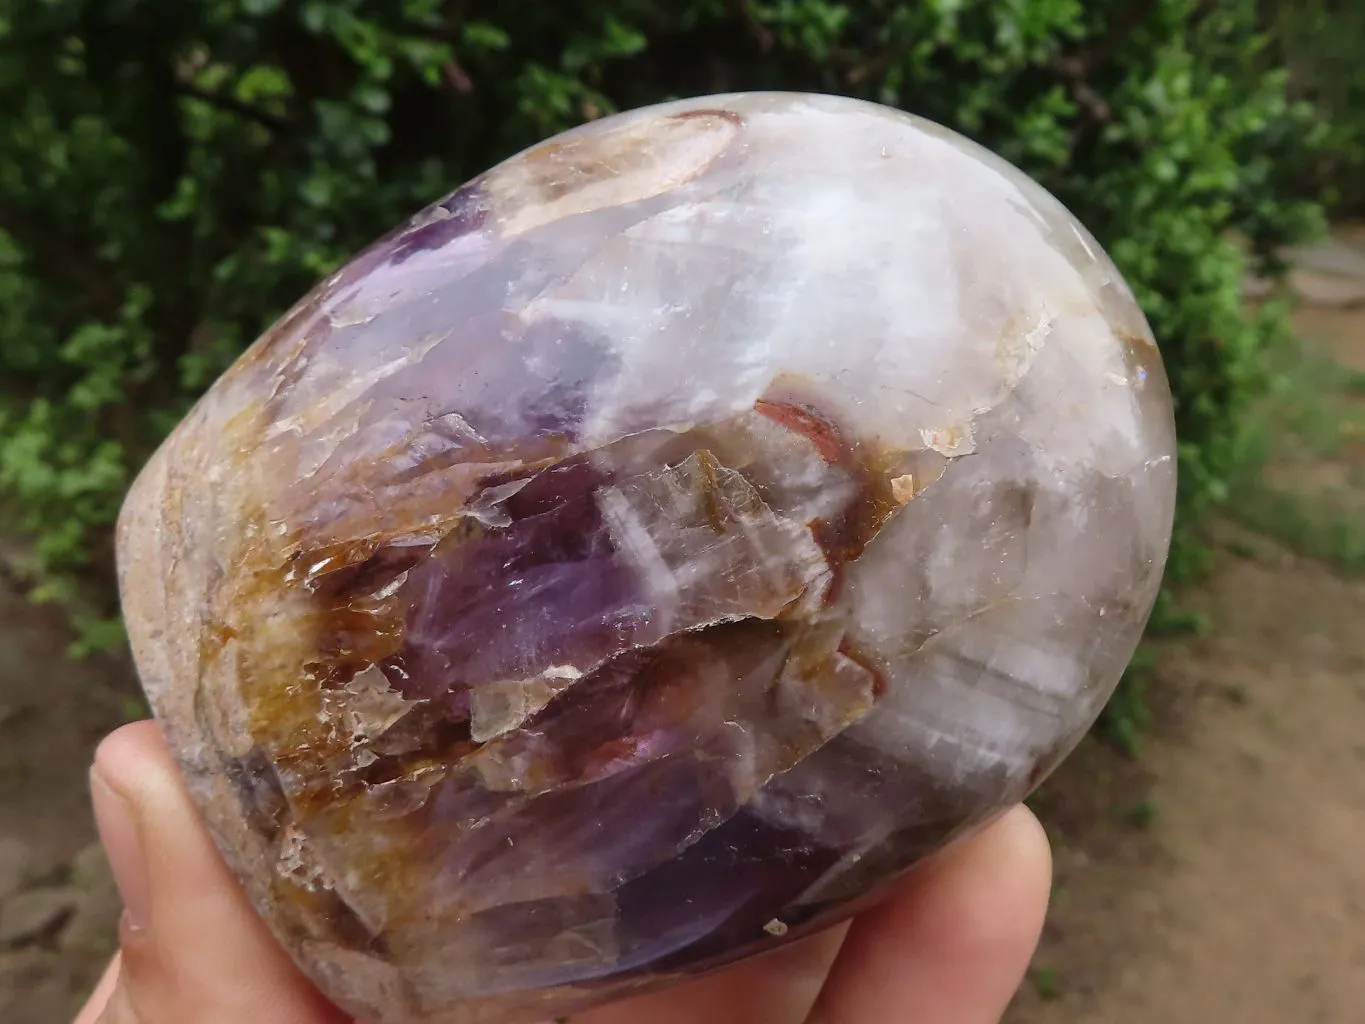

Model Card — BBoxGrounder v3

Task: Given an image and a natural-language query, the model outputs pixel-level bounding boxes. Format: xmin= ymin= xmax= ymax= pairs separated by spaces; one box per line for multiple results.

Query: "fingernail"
xmin=91 ymin=767 xmax=152 ymax=933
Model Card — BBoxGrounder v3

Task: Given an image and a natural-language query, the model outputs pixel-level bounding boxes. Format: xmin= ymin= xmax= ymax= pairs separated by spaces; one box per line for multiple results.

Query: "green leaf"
xmin=463 ymin=20 xmax=511 ymax=51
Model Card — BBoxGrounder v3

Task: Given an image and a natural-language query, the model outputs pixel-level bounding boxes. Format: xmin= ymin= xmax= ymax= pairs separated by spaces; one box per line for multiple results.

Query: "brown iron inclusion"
xmin=116 ymin=92 xmax=1177 ymax=1024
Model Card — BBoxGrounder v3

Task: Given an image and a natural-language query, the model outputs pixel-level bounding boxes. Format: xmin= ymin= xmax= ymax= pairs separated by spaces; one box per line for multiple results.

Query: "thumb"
xmin=74 ymin=721 xmax=350 ymax=1024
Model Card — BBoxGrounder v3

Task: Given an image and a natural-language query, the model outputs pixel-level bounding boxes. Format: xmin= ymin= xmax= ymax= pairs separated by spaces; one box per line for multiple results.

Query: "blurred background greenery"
xmin=2 ymin=3 xmax=1365 ymax=1022
xmin=0 ymin=0 xmax=1357 ymax=665
xmin=0 ymin=0 xmax=1351 ymax=641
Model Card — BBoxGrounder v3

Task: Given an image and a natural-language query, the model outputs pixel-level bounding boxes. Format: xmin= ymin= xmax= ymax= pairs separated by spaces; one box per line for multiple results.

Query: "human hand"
xmin=75 ymin=721 xmax=1051 ymax=1024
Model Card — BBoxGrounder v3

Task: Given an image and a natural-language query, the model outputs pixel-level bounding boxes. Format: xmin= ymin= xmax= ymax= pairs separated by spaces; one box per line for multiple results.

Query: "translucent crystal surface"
xmin=116 ymin=92 xmax=1177 ymax=1024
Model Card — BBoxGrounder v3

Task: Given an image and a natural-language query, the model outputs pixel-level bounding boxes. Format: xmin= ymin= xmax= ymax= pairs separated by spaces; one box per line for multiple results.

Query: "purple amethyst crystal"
xmin=116 ymin=92 xmax=1176 ymax=1023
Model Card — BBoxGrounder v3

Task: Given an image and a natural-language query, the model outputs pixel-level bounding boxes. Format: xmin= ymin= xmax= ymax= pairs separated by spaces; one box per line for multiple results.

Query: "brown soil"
xmin=0 ymin=258 xmax=1362 ymax=1024
xmin=0 ymin=578 xmax=133 ymax=1022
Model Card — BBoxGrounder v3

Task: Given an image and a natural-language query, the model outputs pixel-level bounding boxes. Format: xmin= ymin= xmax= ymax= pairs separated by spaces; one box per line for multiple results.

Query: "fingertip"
xmin=996 ymin=803 xmax=1052 ymax=875
xmin=87 ymin=719 xmax=350 ymax=1023
xmin=809 ymin=805 xmax=1053 ymax=1024
xmin=92 ymin=719 xmax=167 ymax=794
xmin=924 ymin=804 xmax=1051 ymax=879
xmin=895 ymin=805 xmax=1053 ymax=964
xmin=988 ymin=803 xmax=1053 ymax=917
xmin=954 ymin=803 xmax=1053 ymax=916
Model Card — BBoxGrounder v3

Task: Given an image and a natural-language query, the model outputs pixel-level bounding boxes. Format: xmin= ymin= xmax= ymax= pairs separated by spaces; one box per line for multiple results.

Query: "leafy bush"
xmin=1265 ymin=0 xmax=1365 ymax=216
xmin=0 ymin=1 xmax=1324 ymax=679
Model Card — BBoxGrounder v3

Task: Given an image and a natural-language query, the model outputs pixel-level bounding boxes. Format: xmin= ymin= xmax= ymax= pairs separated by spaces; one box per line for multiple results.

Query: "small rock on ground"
xmin=0 ymin=889 xmax=80 ymax=949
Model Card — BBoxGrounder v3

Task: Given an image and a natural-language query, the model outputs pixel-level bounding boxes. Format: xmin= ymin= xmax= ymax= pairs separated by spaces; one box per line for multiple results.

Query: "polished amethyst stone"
xmin=116 ymin=92 xmax=1176 ymax=1023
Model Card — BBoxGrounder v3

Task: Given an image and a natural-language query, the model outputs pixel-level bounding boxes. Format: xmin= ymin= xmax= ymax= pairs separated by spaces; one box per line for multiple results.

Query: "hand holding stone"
xmin=112 ymin=92 xmax=1170 ymax=1023
xmin=74 ymin=720 xmax=1052 ymax=1024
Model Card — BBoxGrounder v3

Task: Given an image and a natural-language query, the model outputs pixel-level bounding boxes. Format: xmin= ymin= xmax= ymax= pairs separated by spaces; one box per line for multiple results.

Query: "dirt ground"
xmin=0 ymin=244 xmax=1362 ymax=1023
xmin=0 ymin=578 xmax=129 ymax=1022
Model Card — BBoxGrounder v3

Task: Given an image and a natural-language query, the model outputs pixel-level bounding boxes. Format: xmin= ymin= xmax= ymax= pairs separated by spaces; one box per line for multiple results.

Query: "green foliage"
xmin=1120 ymin=795 xmax=1158 ymax=829
xmin=1265 ymin=0 xmax=1365 ymax=216
xmin=1029 ymin=966 xmax=1063 ymax=1002
xmin=0 ymin=1 xmax=1325 ymax=670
